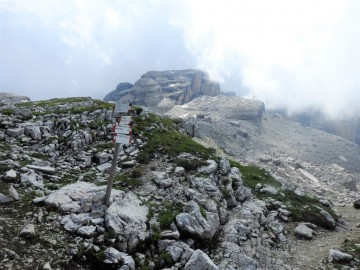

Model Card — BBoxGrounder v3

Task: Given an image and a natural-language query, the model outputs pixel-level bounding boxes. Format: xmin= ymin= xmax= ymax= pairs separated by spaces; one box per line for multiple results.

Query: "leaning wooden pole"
xmin=104 ymin=142 xmax=121 ymax=207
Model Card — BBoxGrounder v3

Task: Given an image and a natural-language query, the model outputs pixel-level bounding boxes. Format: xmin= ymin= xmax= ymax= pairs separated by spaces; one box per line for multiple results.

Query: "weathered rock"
xmin=184 ymin=249 xmax=218 ymax=270
xmin=320 ymin=209 xmax=336 ymax=229
xmin=294 ymin=223 xmax=315 ymax=240
xmin=176 ymin=200 xmax=220 ymax=240
xmin=152 ymin=171 xmax=173 ymax=188
xmin=3 ymin=169 xmax=17 ymax=182
xmin=234 ymin=185 xmax=251 ymax=202
xmin=328 ymin=249 xmax=353 ymax=263
xmin=26 ymin=165 xmax=56 ymax=175
xmin=20 ymin=171 xmax=44 ymax=189
xmin=105 ymin=192 xmax=149 ymax=252
xmin=158 ymin=240 xmax=193 ymax=264
xmin=77 ymin=225 xmax=97 ymax=237
xmin=6 ymin=127 xmax=24 ymax=137
xmin=95 ymin=152 xmax=111 ymax=165
xmin=198 ymin=160 xmax=218 ymax=174
xmin=8 ymin=185 xmax=19 ymax=200
xmin=104 ymin=70 xmax=221 ymax=107
xmin=0 ymin=192 xmax=13 ymax=203
xmin=260 ymin=184 xmax=278 ymax=195
xmin=174 ymin=166 xmax=185 ymax=176
xmin=103 ymin=247 xmax=135 ymax=270
xmin=219 ymin=158 xmax=231 ymax=175
xmin=20 ymin=224 xmax=35 ymax=238
xmin=0 ymin=92 xmax=30 ymax=104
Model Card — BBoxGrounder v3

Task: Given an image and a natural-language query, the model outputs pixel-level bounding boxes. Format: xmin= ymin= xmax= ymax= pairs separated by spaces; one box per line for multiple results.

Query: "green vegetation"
xmin=229 ymin=159 xmax=282 ymax=189
xmin=96 ymin=142 xmax=114 ymax=150
xmin=157 ymin=201 xmax=183 ymax=230
xmin=0 ymin=108 xmax=15 ymax=115
xmin=15 ymin=97 xmax=112 ymax=116
xmin=29 ymin=152 xmax=48 ymax=160
xmin=175 ymin=158 xmax=207 ymax=172
xmin=133 ymin=113 xmax=214 ymax=163
xmin=160 ymin=251 xmax=174 ymax=267
xmin=114 ymin=173 xmax=143 ymax=188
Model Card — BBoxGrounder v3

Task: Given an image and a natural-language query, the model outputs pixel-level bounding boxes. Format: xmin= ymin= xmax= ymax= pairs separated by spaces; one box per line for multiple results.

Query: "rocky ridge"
xmin=103 ymin=69 xmax=221 ymax=108
xmin=0 ymin=96 xmax=359 ymax=270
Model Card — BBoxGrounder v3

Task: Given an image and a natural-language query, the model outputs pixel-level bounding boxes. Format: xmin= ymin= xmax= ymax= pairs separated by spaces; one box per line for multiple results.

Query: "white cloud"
xmin=0 ymin=0 xmax=359 ymax=118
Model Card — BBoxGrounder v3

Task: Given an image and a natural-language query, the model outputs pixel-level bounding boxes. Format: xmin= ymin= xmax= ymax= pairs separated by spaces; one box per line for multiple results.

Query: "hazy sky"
xmin=0 ymin=0 xmax=359 ymax=118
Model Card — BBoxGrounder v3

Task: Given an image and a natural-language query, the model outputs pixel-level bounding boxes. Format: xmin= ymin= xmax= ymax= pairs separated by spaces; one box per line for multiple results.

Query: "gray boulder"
xmin=294 ymin=223 xmax=315 ymax=240
xmin=176 ymin=200 xmax=220 ymax=240
xmin=20 ymin=224 xmax=35 ymax=238
xmin=234 ymin=185 xmax=251 ymax=202
xmin=184 ymin=249 xmax=218 ymax=270
xmin=103 ymin=247 xmax=136 ymax=270
xmin=328 ymin=249 xmax=353 ymax=263
xmin=320 ymin=209 xmax=336 ymax=229
xmin=105 ymin=192 xmax=149 ymax=252
xmin=3 ymin=169 xmax=17 ymax=182
xmin=219 ymin=158 xmax=231 ymax=175
xmin=8 ymin=185 xmax=19 ymax=200
xmin=20 ymin=171 xmax=44 ymax=189
xmin=198 ymin=160 xmax=218 ymax=174
xmin=0 ymin=193 xmax=13 ymax=203
xmin=5 ymin=128 xmax=24 ymax=138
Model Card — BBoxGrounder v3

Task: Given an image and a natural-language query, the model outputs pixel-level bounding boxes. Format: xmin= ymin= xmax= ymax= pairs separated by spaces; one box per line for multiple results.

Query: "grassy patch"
xmin=229 ymin=160 xmax=282 ymax=189
xmin=96 ymin=142 xmax=114 ymax=150
xmin=114 ymin=173 xmax=143 ymax=188
xmin=29 ymin=152 xmax=48 ymax=160
xmin=0 ymin=108 xmax=15 ymax=115
xmin=158 ymin=201 xmax=183 ymax=230
xmin=132 ymin=112 xmax=214 ymax=164
xmin=175 ymin=158 xmax=208 ymax=172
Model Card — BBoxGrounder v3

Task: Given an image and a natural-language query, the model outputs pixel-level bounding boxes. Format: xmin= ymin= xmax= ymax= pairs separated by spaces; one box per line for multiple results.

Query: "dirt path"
xmin=288 ymin=205 xmax=360 ymax=269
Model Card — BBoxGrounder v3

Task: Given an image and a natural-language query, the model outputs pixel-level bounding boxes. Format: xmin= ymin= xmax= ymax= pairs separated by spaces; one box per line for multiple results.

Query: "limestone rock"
xmin=26 ymin=165 xmax=55 ymax=175
xmin=328 ymin=249 xmax=353 ymax=263
xmin=3 ymin=169 xmax=17 ymax=182
xmin=294 ymin=223 xmax=315 ymax=240
xmin=184 ymin=249 xmax=218 ymax=270
xmin=6 ymin=127 xmax=24 ymax=137
xmin=103 ymin=82 xmax=134 ymax=102
xmin=103 ymin=247 xmax=135 ymax=269
xmin=20 ymin=224 xmax=35 ymax=238
xmin=176 ymin=200 xmax=220 ymax=240
xmin=104 ymin=70 xmax=221 ymax=107
xmin=219 ymin=158 xmax=231 ymax=175
xmin=77 ymin=225 xmax=97 ymax=237
xmin=8 ymin=185 xmax=19 ymax=200
xmin=20 ymin=171 xmax=44 ymax=189
xmin=0 ymin=193 xmax=13 ymax=203
xmin=105 ymin=192 xmax=149 ymax=252
xmin=198 ymin=160 xmax=218 ymax=174
xmin=320 ymin=209 xmax=336 ymax=229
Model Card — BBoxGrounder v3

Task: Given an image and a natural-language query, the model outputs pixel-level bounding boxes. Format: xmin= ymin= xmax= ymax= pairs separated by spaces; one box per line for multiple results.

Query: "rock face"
xmin=0 ymin=92 xmax=30 ymax=105
xmin=103 ymin=69 xmax=221 ymax=107
xmin=105 ymin=192 xmax=149 ymax=252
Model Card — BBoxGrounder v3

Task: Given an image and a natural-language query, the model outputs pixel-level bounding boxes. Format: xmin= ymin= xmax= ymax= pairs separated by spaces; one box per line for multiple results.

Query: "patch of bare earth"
xmin=288 ymin=205 xmax=360 ymax=270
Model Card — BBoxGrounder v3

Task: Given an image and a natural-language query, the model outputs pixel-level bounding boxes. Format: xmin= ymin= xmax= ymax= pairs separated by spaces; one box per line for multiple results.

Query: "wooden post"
xmin=104 ymin=143 xmax=121 ymax=207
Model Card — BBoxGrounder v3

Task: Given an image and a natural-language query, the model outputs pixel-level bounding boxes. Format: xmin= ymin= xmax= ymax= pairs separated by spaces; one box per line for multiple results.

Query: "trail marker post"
xmin=104 ymin=102 xmax=132 ymax=207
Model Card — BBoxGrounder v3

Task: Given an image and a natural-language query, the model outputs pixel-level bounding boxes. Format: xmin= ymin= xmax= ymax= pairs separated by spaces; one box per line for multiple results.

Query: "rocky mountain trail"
xmin=0 ymin=95 xmax=359 ymax=269
xmin=288 ymin=204 xmax=360 ymax=269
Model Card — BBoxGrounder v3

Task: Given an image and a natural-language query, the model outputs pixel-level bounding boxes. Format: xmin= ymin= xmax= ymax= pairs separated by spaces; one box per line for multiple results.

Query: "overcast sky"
xmin=0 ymin=0 xmax=359 ymax=118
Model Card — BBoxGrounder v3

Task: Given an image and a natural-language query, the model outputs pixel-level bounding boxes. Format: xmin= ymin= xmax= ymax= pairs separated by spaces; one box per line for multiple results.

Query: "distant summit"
xmin=0 ymin=92 xmax=30 ymax=105
xmin=103 ymin=69 xmax=221 ymax=107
